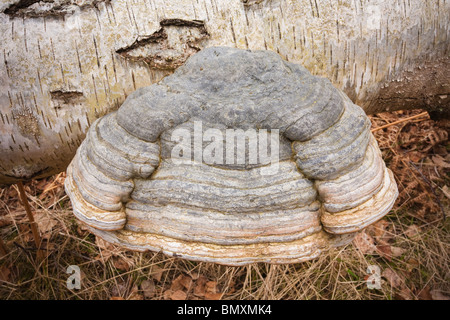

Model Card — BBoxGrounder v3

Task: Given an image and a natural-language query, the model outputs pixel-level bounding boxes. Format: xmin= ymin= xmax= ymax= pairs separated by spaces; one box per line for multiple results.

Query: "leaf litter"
xmin=0 ymin=109 xmax=448 ymax=300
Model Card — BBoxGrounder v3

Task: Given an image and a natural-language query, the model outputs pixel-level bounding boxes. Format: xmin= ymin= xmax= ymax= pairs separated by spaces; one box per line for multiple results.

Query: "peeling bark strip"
xmin=50 ymin=90 xmax=84 ymax=104
xmin=116 ymin=29 xmax=167 ymax=54
xmin=3 ymin=0 xmax=39 ymax=16
xmin=3 ymin=0 xmax=110 ymax=18
xmin=116 ymin=19 xmax=209 ymax=70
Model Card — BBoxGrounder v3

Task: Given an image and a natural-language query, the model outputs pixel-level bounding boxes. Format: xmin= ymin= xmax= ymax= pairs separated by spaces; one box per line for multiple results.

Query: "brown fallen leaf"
xmin=406 ymin=258 xmax=420 ymax=273
xmin=396 ymin=287 xmax=414 ymax=300
xmin=151 ymin=265 xmax=164 ymax=282
xmin=110 ymin=280 xmax=128 ymax=298
xmin=391 ymin=246 xmax=407 ymax=258
xmin=141 ymin=280 xmax=156 ymax=299
xmin=227 ymin=280 xmax=237 ymax=295
xmin=376 ymin=244 xmax=392 ymax=261
xmin=34 ymin=212 xmax=58 ymax=238
xmin=431 ymin=155 xmax=450 ymax=168
xmin=382 ymin=268 xmax=403 ymax=288
xmin=95 ymin=236 xmax=122 ymax=262
xmin=0 ymin=265 xmax=11 ymax=282
xmin=405 ymin=225 xmax=421 ymax=240
xmin=170 ymin=274 xmax=186 ymax=291
xmin=76 ymin=224 xmax=89 ymax=237
xmin=128 ymin=284 xmax=143 ymax=300
xmin=193 ymin=275 xmax=208 ymax=297
xmin=113 ymin=257 xmax=131 ymax=271
xmin=129 ymin=294 xmax=144 ymax=301
xmin=180 ymin=274 xmax=193 ymax=290
xmin=408 ymin=151 xmax=424 ymax=163
xmin=204 ymin=281 xmax=222 ymax=300
xmin=353 ymin=231 xmax=377 ymax=255
xmin=163 ymin=289 xmax=174 ymax=300
xmin=19 ymin=225 xmax=35 ymax=244
xmin=0 ymin=216 xmax=12 ymax=228
xmin=170 ymin=290 xmax=187 ymax=300
xmin=110 ymin=297 xmax=125 ymax=300
xmin=373 ymin=219 xmax=392 ymax=244
xmin=417 ymin=286 xmax=433 ymax=300
xmin=430 ymin=289 xmax=450 ymax=300
xmin=205 ymin=281 xmax=218 ymax=294
xmin=205 ymin=292 xmax=223 ymax=300
xmin=96 ymin=236 xmax=115 ymax=251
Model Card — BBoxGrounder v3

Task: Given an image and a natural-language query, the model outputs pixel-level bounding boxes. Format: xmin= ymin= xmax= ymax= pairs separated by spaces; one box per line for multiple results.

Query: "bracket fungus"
xmin=65 ymin=47 xmax=398 ymax=265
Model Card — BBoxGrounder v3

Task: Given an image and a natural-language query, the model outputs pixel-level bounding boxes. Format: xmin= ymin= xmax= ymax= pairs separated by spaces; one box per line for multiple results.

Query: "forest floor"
xmin=0 ymin=109 xmax=449 ymax=300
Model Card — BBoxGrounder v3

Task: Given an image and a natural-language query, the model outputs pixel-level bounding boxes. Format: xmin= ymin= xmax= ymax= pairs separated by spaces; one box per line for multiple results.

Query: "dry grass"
xmin=0 ymin=110 xmax=449 ymax=300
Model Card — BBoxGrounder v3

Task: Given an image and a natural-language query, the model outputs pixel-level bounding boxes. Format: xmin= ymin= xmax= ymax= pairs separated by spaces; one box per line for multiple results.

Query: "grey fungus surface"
xmin=65 ymin=47 xmax=398 ymax=265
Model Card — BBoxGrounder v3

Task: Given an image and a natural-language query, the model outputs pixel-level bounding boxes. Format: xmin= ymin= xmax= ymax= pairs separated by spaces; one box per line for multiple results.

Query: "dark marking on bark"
xmin=85 ymin=112 xmax=91 ymax=127
xmin=131 ymin=71 xmax=136 ymax=90
xmin=37 ymin=39 xmax=42 ymax=59
xmin=93 ymin=35 xmax=100 ymax=69
xmin=314 ymin=0 xmax=319 ymax=18
xmin=309 ymin=0 xmax=315 ymax=18
xmin=92 ymin=74 xmax=99 ymax=104
xmin=105 ymin=52 xmax=115 ymax=81
xmin=50 ymin=38 xmax=55 ymax=61
xmin=4 ymin=50 xmax=11 ymax=78
xmin=74 ymin=41 xmax=82 ymax=74
xmin=159 ymin=18 xmax=205 ymax=28
xmin=230 ymin=18 xmax=236 ymax=44
xmin=2 ymin=0 xmax=111 ymax=18
xmin=244 ymin=8 xmax=249 ymax=26
xmin=11 ymin=104 xmax=40 ymax=141
xmin=60 ymin=63 xmax=65 ymax=84
xmin=23 ymin=23 xmax=27 ymax=52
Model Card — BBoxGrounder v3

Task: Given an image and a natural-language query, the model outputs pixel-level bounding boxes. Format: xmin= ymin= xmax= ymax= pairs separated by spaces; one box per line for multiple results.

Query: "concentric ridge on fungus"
xmin=65 ymin=46 xmax=398 ymax=265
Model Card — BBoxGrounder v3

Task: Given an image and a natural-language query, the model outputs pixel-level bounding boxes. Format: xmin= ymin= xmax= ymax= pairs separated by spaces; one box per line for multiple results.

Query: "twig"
xmin=13 ymin=241 xmax=33 ymax=260
xmin=41 ymin=172 xmax=63 ymax=195
xmin=371 ymin=112 xmax=429 ymax=132
xmin=17 ymin=181 xmax=44 ymax=260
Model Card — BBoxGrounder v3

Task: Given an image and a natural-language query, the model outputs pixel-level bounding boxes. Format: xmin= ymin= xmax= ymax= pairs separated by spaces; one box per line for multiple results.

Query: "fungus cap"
xmin=65 ymin=47 xmax=398 ymax=265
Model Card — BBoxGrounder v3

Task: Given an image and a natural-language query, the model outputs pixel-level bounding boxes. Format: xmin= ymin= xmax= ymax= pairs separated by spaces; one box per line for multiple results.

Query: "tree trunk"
xmin=0 ymin=0 xmax=449 ymax=185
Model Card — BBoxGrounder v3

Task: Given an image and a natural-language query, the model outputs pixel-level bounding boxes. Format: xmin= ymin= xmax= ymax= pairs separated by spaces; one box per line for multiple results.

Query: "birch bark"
xmin=0 ymin=0 xmax=448 ymax=184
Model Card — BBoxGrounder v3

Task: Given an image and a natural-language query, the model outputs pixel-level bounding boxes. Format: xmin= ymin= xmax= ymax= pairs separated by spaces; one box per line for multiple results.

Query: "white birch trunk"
xmin=0 ymin=0 xmax=449 ymax=184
